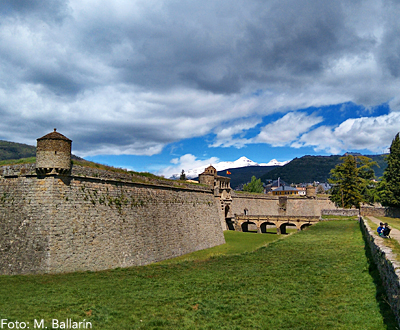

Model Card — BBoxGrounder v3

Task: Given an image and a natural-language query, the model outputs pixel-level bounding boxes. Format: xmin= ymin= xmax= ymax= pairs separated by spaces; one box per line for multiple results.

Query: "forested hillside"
xmin=260 ymin=154 xmax=387 ymax=184
xmin=0 ymin=140 xmax=85 ymax=163
xmin=0 ymin=140 xmax=36 ymax=161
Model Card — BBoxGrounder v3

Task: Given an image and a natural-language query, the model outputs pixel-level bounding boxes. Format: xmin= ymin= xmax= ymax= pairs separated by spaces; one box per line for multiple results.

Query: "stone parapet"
xmin=359 ymin=217 xmax=400 ymax=327
xmin=0 ymin=163 xmax=211 ymax=193
xmin=0 ymin=163 xmax=36 ymax=177
xmin=360 ymin=206 xmax=400 ymax=218
xmin=70 ymin=165 xmax=211 ymax=192
xmin=321 ymin=209 xmax=359 ymax=217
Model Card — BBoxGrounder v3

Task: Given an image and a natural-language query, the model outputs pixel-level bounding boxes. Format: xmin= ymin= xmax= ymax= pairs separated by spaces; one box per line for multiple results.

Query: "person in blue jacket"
xmin=382 ymin=223 xmax=391 ymax=238
xmin=377 ymin=222 xmax=384 ymax=236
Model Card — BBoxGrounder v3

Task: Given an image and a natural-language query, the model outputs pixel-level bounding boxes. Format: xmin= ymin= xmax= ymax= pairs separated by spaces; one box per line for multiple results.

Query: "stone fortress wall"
xmin=0 ymin=130 xmax=229 ymax=275
xmin=231 ymin=192 xmax=338 ymax=218
xmin=0 ymin=130 xmax=367 ymax=275
xmin=0 ymin=168 xmax=225 ymax=275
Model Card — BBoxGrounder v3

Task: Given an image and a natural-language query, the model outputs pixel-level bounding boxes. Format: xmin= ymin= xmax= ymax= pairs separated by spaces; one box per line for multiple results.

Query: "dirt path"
xmin=366 ymin=216 xmax=400 ymax=242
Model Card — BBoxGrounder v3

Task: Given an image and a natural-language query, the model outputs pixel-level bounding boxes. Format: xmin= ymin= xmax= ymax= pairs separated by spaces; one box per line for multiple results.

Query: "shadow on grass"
xmin=360 ymin=222 xmax=399 ymax=329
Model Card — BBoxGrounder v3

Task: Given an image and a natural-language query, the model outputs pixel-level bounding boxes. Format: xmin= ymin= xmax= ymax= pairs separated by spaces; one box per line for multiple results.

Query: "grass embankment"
xmin=158 ymin=230 xmax=286 ymax=264
xmin=0 ymin=221 xmax=397 ymax=329
xmin=0 ymin=157 xmax=35 ymax=166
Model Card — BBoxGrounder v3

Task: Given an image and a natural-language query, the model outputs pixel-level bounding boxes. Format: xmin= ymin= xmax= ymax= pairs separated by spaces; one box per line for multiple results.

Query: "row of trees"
xmin=329 ymin=133 xmax=400 ymax=209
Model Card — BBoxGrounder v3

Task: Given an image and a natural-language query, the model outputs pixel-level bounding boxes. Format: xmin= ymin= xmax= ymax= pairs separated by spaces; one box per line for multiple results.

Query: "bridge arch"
xmin=279 ymin=222 xmax=299 ymax=234
xmin=260 ymin=221 xmax=277 ymax=234
xmin=241 ymin=221 xmax=258 ymax=233
xmin=300 ymin=223 xmax=312 ymax=230
xmin=234 ymin=215 xmax=320 ymax=234
xmin=225 ymin=205 xmax=230 ymax=218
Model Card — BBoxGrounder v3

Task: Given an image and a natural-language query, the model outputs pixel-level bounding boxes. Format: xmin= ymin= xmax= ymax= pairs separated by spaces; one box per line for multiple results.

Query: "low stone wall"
xmin=321 ymin=208 xmax=359 ymax=216
xmin=360 ymin=206 xmax=400 ymax=218
xmin=359 ymin=217 xmax=400 ymax=326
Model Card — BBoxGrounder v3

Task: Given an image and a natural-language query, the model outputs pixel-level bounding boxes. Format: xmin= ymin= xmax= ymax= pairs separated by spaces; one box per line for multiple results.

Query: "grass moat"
xmin=0 ymin=221 xmax=397 ymax=329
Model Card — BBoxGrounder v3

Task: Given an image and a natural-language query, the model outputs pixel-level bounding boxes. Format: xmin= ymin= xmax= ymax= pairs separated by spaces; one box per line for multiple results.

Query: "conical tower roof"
xmin=37 ymin=128 xmax=71 ymax=142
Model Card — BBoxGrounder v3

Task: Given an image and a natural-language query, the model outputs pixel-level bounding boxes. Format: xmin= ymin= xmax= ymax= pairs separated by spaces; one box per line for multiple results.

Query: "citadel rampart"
xmin=0 ymin=165 xmax=225 ymax=275
xmin=4 ymin=130 xmax=394 ymax=275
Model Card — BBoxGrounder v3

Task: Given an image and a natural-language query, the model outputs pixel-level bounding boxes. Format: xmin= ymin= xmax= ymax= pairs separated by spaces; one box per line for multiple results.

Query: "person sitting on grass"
xmin=377 ymin=222 xmax=384 ymax=236
xmin=382 ymin=223 xmax=391 ymax=238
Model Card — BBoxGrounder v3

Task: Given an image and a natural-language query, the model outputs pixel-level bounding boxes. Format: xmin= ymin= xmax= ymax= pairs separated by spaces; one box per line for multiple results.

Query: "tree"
xmin=356 ymin=155 xmax=380 ymax=205
xmin=179 ymin=169 xmax=186 ymax=181
xmin=328 ymin=155 xmax=377 ymax=208
xmin=380 ymin=133 xmax=400 ymax=207
xmin=316 ymin=184 xmax=325 ymax=194
xmin=243 ymin=176 xmax=264 ymax=193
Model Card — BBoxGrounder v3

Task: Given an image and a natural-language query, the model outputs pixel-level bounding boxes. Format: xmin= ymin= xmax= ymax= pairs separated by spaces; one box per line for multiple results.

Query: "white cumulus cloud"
xmin=294 ymin=112 xmax=400 ymax=154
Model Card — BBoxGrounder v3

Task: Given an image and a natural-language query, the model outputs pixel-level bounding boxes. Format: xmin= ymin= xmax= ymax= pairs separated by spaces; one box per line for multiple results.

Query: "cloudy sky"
xmin=1 ymin=0 xmax=400 ymax=177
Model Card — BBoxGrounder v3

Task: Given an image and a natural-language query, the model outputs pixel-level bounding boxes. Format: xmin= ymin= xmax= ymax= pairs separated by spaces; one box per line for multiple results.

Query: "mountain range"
xmin=259 ymin=154 xmax=387 ymax=185
xmin=190 ymin=154 xmax=388 ymax=189
xmin=171 ymin=156 xmax=289 ymax=179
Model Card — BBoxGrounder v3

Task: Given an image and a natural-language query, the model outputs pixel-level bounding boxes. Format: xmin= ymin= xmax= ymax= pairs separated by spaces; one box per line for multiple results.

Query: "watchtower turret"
xmin=306 ymin=185 xmax=316 ymax=199
xmin=36 ymin=129 xmax=72 ymax=175
xmin=199 ymin=165 xmax=217 ymax=186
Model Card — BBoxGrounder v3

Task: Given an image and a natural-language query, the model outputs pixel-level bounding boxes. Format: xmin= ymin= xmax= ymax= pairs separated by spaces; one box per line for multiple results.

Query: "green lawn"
xmin=0 ymin=221 xmax=397 ymax=329
xmin=158 ymin=230 xmax=289 ymax=264
xmin=0 ymin=157 xmax=35 ymax=166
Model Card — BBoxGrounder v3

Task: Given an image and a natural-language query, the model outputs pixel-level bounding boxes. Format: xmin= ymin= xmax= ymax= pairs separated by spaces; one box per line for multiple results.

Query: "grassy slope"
xmin=0 ymin=221 xmax=396 ymax=329
xmin=0 ymin=157 xmax=36 ymax=166
xmin=158 ymin=230 xmax=288 ymax=264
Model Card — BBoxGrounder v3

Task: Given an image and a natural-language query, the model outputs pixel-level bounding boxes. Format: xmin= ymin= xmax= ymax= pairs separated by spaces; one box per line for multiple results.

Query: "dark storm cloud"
xmin=92 ymin=0 xmax=373 ymax=92
xmin=0 ymin=0 xmax=400 ymax=155
xmin=0 ymin=0 xmax=69 ymax=22
xmin=26 ymin=70 xmax=83 ymax=96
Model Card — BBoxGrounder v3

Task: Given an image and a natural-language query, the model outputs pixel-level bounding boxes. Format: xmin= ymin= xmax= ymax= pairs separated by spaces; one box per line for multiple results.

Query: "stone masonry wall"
xmin=0 ymin=171 xmax=225 ymax=274
xmin=321 ymin=208 xmax=360 ymax=216
xmin=0 ymin=176 xmax=51 ymax=274
xmin=231 ymin=193 xmax=338 ymax=217
xmin=36 ymin=139 xmax=71 ymax=170
xmin=360 ymin=217 xmax=400 ymax=327
xmin=360 ymin=206 xmax=400 ymax=218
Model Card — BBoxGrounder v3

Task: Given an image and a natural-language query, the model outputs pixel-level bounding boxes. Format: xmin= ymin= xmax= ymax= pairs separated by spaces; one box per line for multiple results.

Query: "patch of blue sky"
xmin=87 ymin=101 xmax=392 ymax=174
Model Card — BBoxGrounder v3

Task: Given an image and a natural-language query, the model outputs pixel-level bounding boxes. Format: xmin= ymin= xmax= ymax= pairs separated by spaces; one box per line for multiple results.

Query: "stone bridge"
xmin=233 ymin=215 xmax=321 ymax=234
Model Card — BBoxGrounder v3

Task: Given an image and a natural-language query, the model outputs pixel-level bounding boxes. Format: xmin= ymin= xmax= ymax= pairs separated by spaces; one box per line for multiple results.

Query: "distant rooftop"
xmin=273 ymin=186 xmax=299 ymax=192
